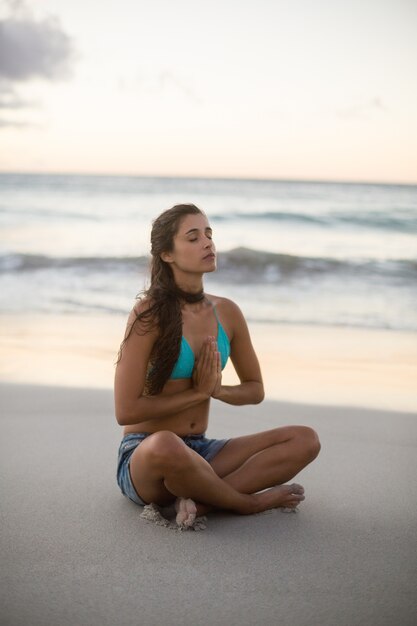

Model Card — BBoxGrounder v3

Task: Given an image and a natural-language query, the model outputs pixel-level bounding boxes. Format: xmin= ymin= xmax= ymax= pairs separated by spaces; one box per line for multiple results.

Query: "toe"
xmin=184 ymin=514 xmax=196 ymax=527
xmin=290 ymin=483 xmax=305 ymax=495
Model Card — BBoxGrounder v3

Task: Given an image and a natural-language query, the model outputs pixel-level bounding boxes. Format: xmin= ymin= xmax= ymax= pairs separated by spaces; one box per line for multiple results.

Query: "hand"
xmin=192 ymin=336 xmax=219 ymax=397
xmin=211 ymin=351 xmax=222 ymax=399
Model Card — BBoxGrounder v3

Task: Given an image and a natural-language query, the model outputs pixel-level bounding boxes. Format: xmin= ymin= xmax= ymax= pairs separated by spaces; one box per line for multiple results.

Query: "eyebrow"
xmin=185 ymin=227 xmax=212 ymax=235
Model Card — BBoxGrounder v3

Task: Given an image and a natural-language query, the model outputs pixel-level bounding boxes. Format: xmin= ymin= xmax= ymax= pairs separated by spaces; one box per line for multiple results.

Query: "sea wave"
xmin=2 ymin=249 xmax=416 ymax=284
xmin=211 ymin=211 xmax=417 ymax=232
xmin=0 ymin=253 xmax=149 ymax=273
xmin=217 ymin=248 xmax=417 ymax=283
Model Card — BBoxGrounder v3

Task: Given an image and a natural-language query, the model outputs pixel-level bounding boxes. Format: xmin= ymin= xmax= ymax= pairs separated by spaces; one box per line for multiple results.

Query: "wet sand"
xmin=1 ymin=313 xmax=416 ymax=411
xmin=1 ymin=382 xmax=416 ymax=626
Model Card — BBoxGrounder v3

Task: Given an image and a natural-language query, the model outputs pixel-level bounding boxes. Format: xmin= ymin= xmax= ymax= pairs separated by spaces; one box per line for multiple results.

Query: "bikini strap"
xmin=209 ymin=300 xmax=220 ymax=324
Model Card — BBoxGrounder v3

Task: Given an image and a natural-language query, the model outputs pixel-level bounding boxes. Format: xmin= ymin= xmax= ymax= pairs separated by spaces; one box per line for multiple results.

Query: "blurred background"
xmin=1 ymin=0 xmax=416 ymax=410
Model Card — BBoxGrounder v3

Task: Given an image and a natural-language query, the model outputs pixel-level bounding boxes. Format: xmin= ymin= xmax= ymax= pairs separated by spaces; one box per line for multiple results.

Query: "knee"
xmin=142 ymin=431 xmax=190 ymax=471
xmin=295 ymin=426 xmax=321 ymax=462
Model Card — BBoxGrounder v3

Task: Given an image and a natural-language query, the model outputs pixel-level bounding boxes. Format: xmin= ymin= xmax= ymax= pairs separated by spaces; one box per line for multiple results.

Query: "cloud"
xmin=0 ymin=118 xmax=37 ymax=128
xmin=0 ymin=82 xmax=39 ymax=109
xmin=157 ymin=70 xmax=202 ymax=105
xmin=0 ymin=0 xmax=75 ymax=127
xmin=336 ymin=97 xmax=388 ymax=120
xmin=124 ymin=68 xmax=202 ymax=106
xmin=0 ymin=4 xmax=74 ymax=82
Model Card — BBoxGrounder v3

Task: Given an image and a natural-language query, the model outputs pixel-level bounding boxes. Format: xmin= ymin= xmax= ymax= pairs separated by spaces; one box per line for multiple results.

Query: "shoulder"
xmin=129 ymin=296 xmax=152 ymax=319
xmin=206 ymin=294 xmax=247 ymax=340
xmin=208 ymin=294 xmax=244 ymax=317
xmin=125 ymin=297 xmax=159 ymax=338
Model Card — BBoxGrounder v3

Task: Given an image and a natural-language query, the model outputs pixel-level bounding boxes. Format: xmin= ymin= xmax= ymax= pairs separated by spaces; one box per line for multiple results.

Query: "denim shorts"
xmin=117 ymin=432 xmax=230 ymax=506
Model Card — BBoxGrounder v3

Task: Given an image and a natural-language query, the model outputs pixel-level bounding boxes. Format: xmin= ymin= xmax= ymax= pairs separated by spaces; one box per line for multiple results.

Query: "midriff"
xmin=122 ymin=377 xmax=210 ymax=437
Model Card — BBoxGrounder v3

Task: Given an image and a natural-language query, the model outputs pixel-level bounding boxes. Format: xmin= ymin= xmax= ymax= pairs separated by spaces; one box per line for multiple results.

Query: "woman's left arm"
xmin=212 ymin=300 xmax=264 ymax=405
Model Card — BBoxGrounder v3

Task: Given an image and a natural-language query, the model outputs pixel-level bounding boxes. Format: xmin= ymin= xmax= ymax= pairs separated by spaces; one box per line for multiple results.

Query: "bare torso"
xmin=122 ymin=378 xmax=211 ymax=436
xmin=122 ymin=295 xmax=226 ymax=437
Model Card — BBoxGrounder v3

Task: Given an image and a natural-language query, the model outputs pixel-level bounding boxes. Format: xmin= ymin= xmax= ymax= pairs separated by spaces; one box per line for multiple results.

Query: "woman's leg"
xmin=127 ymin=430 xmax=305 ymax=515
xmin=187 ymin=425 xmax=320 ymax=517
xmin=210 ymin=425 xmax=321 ymax=493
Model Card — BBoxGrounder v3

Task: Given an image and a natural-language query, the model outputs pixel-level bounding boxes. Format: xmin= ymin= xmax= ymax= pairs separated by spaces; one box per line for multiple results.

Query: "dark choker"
xmin=175 ymin=287 xmax=205 ymax=304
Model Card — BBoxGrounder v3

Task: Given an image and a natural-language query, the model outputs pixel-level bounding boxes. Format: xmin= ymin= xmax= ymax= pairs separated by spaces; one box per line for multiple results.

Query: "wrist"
xmin=193 ymin=387 xmax=210 ymax=401
xmin=211 ymin=385 xmax=223 ymax=400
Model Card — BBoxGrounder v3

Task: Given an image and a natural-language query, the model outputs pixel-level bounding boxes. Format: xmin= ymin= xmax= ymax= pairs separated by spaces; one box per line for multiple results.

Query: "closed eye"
xmin=185 ymin=227 xmax=213 ymax=242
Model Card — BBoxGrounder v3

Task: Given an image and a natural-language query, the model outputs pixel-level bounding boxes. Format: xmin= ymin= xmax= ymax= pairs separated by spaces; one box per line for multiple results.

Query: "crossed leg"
xmin=128 ymin=425 xmax=320 ymax=521
xmin=196 ymin=425 xmax=320 ymax=516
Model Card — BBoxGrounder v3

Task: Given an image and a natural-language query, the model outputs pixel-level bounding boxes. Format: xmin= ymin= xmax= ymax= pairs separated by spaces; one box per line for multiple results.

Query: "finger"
xmin=198 ymin=337 xmax=211 ymax=365
xmin=197 ymin=346 xmax=209 ymax=373
xmin=199 ymin=341 xmax=215 ymax=376
xmin=196 ymin=337 xmax=216 ymax=375
xmin=209 ymin=343 xmax=218 ymax=371
xmin=213 ymin=349 xmax=220 ymax=372
xmin=200 ymin=338 xmax=213 ymax=366
xmin=210 ymin=338 xmax=217 ymax=357
xmin=201 ymin=336 xmax=212 ymax=357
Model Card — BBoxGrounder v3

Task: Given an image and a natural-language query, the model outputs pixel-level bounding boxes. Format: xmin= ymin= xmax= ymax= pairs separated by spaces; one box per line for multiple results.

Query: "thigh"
xmin=128 ymin=430 xmax=213 ymax=506
xmin=209 ymin=426 xmax=296 ymax=477
xmin=127 ymin=432 xmax=176 ymax=506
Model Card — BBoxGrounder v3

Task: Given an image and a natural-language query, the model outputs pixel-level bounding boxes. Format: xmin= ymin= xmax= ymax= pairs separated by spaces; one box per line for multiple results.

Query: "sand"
xmin=140 ymin=502 xmax=208 ymax=531
xmin=1 ymin=382 xmax=416 ymax=626
xmin=1 ymin=313 xmax=416 ymax=412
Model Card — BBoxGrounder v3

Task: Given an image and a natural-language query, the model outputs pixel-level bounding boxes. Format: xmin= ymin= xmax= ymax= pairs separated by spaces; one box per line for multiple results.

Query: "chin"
xmin=203 ymin=261 xmax=217 ymax=273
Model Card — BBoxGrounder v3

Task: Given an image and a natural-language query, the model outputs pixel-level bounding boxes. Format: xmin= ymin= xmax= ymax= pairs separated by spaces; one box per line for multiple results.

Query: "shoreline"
xmin=2 ymin=379 xmax=416 ymax=419
xmin=1 ymin=313 xmax=416 ymax=413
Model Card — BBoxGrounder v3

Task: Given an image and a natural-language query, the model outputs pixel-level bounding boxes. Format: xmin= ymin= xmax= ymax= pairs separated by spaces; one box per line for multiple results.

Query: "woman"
xmin=115 ymin=204 xmax=320 ymax=527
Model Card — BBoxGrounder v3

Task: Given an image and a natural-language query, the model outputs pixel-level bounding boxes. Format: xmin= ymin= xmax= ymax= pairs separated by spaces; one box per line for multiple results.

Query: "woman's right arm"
xmin=114 ymin=309 xmax=217 ymax=426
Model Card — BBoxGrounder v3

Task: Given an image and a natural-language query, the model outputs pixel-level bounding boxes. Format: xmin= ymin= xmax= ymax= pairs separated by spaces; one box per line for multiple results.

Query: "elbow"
xmin=255 ymin=389 xmax=265 ymax=404
xmin=252 ymin=382 xmax=265 ymax=404
xmin=116 ymin=413 xmax=126 ymax=426
xmin=115 ymin=408 xmax=129 ymax=426
xmin=115 ymin=402 xmax=139 ymax=426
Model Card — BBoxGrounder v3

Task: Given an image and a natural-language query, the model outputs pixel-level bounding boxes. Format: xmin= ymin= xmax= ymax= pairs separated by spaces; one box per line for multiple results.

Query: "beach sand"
xmin=1 ymin=313 xmax=416 ymax=412
xmin=1 ymin=382 xmax=416 ymax=626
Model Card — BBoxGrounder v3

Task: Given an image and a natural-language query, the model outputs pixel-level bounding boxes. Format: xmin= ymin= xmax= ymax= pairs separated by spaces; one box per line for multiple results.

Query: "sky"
xmin=0 ymin=0 xmax=416 ymax=183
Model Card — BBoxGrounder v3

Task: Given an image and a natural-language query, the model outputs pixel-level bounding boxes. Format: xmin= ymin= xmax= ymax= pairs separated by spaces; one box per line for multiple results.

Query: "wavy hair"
xmin=118 ymin=203 xmax=205 ymax=395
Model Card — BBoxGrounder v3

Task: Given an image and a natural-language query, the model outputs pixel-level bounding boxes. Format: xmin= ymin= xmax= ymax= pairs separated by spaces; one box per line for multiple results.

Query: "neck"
xmin=174 ymin=274 xmax=204 ymax=301
xmin=175 ymin=285 xmax=205 ymax=304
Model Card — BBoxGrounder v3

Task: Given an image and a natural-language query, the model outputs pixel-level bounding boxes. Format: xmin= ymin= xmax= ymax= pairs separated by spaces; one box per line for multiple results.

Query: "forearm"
xmin=116 ymin=387 xmax=209 ymax=426
xmin=213 ymin=381 xmax=264 ymax=406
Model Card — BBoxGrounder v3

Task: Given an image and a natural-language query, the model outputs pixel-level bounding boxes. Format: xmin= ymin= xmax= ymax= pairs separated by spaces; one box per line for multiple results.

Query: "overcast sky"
xmin=0 ymin=0 xmax=416 ymax=183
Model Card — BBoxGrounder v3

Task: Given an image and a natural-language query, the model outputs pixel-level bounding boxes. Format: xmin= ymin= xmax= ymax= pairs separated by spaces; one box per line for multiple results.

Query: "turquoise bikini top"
xmin=170 ymin=306 xmax=230 ymax=379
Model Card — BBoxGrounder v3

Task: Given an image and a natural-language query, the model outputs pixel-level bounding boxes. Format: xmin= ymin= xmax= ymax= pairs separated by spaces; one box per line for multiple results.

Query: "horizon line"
xmin=0 ymin=169 xmax=416 ymax=188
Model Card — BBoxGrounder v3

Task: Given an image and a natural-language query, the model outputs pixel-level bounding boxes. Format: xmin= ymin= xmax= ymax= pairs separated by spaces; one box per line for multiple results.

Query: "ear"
xmin=160 ymin=251 xmax=174 ymax=263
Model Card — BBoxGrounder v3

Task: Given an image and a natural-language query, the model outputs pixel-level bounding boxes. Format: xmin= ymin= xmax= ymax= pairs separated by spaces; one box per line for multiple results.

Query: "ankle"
xmin=238 ymin=494 xmax=259 ymax=515
xmin=193 ymin=502 xmax=211 ymax=516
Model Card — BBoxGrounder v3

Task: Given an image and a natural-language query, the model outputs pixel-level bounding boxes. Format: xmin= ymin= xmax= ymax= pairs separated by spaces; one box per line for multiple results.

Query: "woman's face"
xmin=162 ymin=212 xmax=216 ymax=275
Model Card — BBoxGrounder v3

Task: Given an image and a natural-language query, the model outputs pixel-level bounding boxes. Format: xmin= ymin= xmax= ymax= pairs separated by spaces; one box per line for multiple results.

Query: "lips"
xmin=203 ymin=253 xmax=216 ymax=260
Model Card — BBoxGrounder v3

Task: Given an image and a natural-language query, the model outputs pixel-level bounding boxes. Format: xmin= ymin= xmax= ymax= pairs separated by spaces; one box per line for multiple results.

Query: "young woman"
xmin=115 ymin=204 xmax=320 ymax=527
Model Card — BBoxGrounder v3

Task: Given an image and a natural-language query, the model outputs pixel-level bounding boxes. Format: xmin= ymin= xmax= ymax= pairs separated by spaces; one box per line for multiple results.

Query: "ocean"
xmin=1 ymin=172 xmax=416 ymax=332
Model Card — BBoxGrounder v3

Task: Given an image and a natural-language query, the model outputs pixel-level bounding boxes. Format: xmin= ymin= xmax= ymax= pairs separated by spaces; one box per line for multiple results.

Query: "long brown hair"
xmin=118 ymin=203 xmax=205 ymax=395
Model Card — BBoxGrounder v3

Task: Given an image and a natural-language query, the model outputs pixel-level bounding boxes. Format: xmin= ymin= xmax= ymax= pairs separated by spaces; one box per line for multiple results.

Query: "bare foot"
xmin=175 ymin=497 xmax=197 ymax=527
xmin=252 ymin=483 xmax=305 ymax=514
